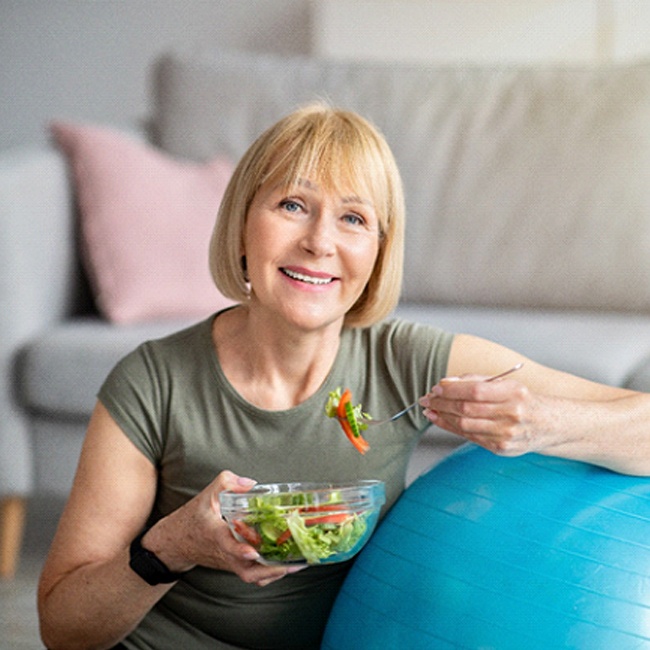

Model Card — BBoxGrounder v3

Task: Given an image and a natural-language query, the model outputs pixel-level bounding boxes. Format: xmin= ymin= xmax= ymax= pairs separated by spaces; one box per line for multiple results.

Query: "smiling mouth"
xmin=281 ymin=268 xmax=335 ymax=285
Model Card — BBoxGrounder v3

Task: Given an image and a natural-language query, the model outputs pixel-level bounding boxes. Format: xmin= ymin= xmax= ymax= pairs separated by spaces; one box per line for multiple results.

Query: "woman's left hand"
xmin=419 ymin=373 xmax=542 ymax=456
xmin=422 ymin=334 xmax=650 ymax=475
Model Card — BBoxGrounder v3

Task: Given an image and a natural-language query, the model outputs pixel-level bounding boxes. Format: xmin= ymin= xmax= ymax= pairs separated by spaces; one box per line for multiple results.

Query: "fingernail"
xmin=287 ymin=565 xmax=307 ymax=574
xmin=423 ymin=409 xmax=438 ymax=422
xmin=243 ymin=551 xmax=260 ymax=560
xmin=237 ymin=476 xmax=257 ymax=487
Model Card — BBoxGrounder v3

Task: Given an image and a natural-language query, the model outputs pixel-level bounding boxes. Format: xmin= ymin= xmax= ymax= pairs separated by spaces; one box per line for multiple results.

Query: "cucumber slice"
xmin=260 ymin=521 xmax=284 ymax=542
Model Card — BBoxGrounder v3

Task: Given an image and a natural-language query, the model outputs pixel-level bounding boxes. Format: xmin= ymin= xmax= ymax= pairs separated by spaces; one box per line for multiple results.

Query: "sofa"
xmin=4 ymin=48 xmax=650 ymax=578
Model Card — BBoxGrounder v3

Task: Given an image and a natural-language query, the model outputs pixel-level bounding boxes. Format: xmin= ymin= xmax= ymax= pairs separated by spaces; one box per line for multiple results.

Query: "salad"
xmin=325 ymin=387 xmax=372 ymax=454
xmin=228 ymin=491 xmax=373 ymax=565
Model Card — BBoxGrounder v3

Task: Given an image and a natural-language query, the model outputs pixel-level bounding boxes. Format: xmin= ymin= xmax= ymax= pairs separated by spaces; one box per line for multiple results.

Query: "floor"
xmin=0 ymin=496 xmax=64 ymax=650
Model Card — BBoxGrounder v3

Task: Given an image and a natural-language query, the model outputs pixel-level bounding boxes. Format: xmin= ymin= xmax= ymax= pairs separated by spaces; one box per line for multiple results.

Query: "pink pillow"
xmin=50 ymin=121 xmax=235 ymax=323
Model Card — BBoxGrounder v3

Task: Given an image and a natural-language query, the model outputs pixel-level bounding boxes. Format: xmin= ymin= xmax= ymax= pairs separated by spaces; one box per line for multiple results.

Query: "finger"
xmin=236 ymin=561 xmax=280 ymax=585
xmin=434 ymin=408 xmax=528 ymax=454
xmin=434 ymin=379 xmax=520 ymax=405
xmin=209 ymin=471 xmax=258 ymax=518
xmin=471 ymin=432 xmax=529 ymax=457
xmin=422 ymin=396 xmax=491 ymax=426
xmin=256 ymin=565 xmax=307 ymax=587
xmin=215 ymin=470 xmax=258 ymax=493
xmin=440 ymin=373 xmax=484 ymax=384
xmin=438 ymin=398 xmax=498 ymax=421
xmin=232 ymin=541 xmax=261 ymax=562
xmin=435 ymin=412 xmax=496 ymax=438
xmin=434 ymin=397 xmax=519 ymax=432
xmin=236 ymin=560 xmax=305 ymax=587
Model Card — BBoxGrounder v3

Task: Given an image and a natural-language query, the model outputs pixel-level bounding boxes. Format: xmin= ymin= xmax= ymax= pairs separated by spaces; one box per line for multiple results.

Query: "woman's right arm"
xmin=38 ymin=402 xmax=296 ymax=650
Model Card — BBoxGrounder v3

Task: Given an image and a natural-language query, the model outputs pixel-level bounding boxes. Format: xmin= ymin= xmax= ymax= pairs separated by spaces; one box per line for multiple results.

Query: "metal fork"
xmin=361 ymin=362 xmax=524 ymax=426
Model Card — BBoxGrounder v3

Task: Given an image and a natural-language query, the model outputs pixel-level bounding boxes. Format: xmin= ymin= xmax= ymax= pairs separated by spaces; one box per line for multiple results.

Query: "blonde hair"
xmin=209 ymin=103 xmax=405 ymax=327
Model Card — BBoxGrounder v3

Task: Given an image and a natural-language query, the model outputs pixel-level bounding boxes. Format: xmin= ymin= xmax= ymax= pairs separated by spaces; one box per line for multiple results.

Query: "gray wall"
xmin=0 ymin=0 xmax=311 ymax=151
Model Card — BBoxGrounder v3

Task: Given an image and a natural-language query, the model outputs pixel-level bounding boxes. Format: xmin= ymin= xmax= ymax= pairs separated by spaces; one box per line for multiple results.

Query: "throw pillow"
xmin=50 ymin=120 xmax=235 ymax=323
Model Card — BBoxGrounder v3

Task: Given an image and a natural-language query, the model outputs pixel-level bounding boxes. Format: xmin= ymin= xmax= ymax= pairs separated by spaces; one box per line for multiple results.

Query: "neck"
xmin=213 ymin=305 xmax=343 ymax=410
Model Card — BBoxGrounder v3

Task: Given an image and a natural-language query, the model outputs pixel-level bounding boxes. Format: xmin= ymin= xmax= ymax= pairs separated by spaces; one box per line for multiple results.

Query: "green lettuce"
xmin=242 ymin=493 xmax=369 ymax=564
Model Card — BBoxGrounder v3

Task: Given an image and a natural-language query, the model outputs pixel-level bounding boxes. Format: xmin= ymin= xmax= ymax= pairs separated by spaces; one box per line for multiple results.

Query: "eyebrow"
xmin=342 ymin=194 xmax=373 ymax=207
xmin=290 ymin=178 xmax=374 ymax=208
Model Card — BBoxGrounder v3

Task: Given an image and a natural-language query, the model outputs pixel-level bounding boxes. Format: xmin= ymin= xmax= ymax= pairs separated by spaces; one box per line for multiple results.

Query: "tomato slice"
xmin=304 ymin=513 xmax=353 ymax=526
xmin=335 ymin=388 xmax=370 ymax=453
xmin=232 ymin=519 xmax=262 ymax=547
xmin=276 ymin=529 xmax=293 ymax=545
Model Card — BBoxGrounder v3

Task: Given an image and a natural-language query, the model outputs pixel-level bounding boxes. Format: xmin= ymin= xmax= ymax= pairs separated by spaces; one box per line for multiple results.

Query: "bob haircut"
xmin=209 ymin=102 xmax=405 ymax=328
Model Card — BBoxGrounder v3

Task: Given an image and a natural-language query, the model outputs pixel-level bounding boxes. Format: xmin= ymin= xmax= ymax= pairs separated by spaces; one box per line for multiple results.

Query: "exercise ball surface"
xmin=322 ymin=444 xmax=650 ymax=649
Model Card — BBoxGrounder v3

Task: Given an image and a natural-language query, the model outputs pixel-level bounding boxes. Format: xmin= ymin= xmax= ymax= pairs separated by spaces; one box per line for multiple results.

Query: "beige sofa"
xmin=3 ymin=48 xmax=650 ymax=577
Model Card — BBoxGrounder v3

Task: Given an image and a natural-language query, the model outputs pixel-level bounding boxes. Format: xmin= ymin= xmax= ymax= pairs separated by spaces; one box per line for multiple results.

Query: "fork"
xmin=360 ymin=362 xmax=524 ymax=426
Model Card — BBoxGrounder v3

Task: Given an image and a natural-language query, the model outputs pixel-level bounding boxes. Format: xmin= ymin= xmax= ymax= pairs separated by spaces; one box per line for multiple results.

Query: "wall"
xmin=312 ymin=0 xmax=650 ymax=64
xmin=0 ymin=0 xmax=311 ymax=150
xmin=4 ymin=1 xmax=650 ymax=152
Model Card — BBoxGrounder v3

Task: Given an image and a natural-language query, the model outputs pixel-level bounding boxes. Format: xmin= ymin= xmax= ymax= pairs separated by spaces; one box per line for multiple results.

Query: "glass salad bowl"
xmin=219 ymin=480 xmax=386 ymax=566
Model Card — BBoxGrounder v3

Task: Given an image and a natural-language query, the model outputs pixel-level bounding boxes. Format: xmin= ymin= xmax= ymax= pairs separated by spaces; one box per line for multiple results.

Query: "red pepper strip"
xmin=299 ymin=504 xmax=345 ymax=513
xmin=304 ymin=513 xmax=353 ymax=526
xmin=275 ymin=510 xmax=350 ymax=544
xmin=341 ymin=417 xmax=370 ymax=454
xmin=336 ymin=389 xmax=370 ymax=454
xmin=232 ymin=519 xmax=262 ymax=547
xmin=276 ymin=529 xmax=293 ymax=545
xmin=337 ymin=388 xmax=352 ymax=419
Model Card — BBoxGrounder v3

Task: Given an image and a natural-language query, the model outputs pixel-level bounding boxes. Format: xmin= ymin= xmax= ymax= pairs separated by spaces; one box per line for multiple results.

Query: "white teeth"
xmin=282 ymin=268 xmax=333 ymax=285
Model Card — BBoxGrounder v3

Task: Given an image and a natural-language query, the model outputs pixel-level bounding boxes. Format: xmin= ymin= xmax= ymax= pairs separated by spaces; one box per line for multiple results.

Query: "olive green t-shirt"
xmin=99 ymin=312 xmax=453 ymax=650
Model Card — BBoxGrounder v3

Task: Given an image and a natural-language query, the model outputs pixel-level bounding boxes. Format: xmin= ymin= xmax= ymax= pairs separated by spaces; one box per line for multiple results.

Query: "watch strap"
xmin=129 ymin=529 xmax=187 ymax=585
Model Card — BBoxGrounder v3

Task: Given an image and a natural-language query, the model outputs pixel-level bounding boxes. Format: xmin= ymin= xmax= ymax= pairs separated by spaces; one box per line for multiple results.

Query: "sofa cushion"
xmin=18 ymin=318 xmax=191 ymax=417
xmin=19 ymin=306 xmax=650 ymax=420
xmin=153 ymin=50 xmax=650 ymax=314
xmin=51 ymin=121 xmax=235 ymax=324
xmin=395 ymin=303 xmax=650 ymax=390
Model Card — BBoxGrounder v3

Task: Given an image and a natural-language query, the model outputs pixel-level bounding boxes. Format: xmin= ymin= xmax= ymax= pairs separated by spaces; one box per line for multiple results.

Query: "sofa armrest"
xmin=0 ymin=145 xmax=83 ymax=329
xmin=0 ymin=145 xmax=79 ymax=494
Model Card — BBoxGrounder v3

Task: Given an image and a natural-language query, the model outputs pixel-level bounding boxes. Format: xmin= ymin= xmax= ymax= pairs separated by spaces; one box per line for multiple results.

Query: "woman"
xmin=38 ymin=104 xmax=650 ymax=649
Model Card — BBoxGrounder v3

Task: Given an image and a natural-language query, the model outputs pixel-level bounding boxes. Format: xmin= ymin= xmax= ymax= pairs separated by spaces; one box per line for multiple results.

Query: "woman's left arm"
xmin=419 ymin=334 xmax=650 ymax=475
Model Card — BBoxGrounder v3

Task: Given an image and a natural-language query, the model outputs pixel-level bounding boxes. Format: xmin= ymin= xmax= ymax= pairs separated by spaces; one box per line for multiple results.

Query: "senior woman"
xmin=38 ymin=103 xmax=650 ymax=650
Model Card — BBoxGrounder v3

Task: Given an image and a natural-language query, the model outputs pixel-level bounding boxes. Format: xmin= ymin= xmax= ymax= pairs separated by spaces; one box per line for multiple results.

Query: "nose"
xmin=300 ymin=215 xmax=336 ymax=257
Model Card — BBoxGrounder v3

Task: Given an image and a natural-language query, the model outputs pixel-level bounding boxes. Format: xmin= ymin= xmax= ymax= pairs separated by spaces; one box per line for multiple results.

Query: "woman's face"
xmin=243 ymin=176 xmax=381 ymax=333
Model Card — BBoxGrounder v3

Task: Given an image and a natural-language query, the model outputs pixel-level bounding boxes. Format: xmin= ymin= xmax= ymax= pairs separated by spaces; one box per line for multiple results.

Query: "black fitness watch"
xmin=129 ymin=530 xmax=188 ymax=585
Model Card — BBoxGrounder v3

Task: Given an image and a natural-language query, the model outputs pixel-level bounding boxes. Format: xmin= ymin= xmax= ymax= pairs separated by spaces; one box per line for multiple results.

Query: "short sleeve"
xmin=98 ymin=343 xmax=166 ymax=465
xmin=374 ymin=318 xmax=454 ymax=396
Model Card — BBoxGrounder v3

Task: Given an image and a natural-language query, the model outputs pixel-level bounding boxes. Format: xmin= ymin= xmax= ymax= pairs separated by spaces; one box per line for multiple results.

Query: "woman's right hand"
xmin=39 ymin=407 xmax=301 ymax=650
xmin=141 ymin=470 xmax=305 ymax=587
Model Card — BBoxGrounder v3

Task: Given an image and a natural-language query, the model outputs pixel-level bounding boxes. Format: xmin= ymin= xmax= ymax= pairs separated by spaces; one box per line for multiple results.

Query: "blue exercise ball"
xmin=322 ymin=444 xmax=650 ymax=649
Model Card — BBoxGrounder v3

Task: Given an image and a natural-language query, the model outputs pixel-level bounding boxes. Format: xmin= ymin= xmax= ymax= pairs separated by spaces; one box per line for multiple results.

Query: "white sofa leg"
xmin=0 ymin=496 xmax=26 ymax=579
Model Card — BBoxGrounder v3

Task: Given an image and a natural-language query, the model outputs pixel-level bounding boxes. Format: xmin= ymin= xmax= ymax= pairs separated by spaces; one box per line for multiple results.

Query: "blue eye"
xmin=280 ymin=199 xmax=302 ymax=213
xmin=343 ymin=213 xmax=364 ymax=227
